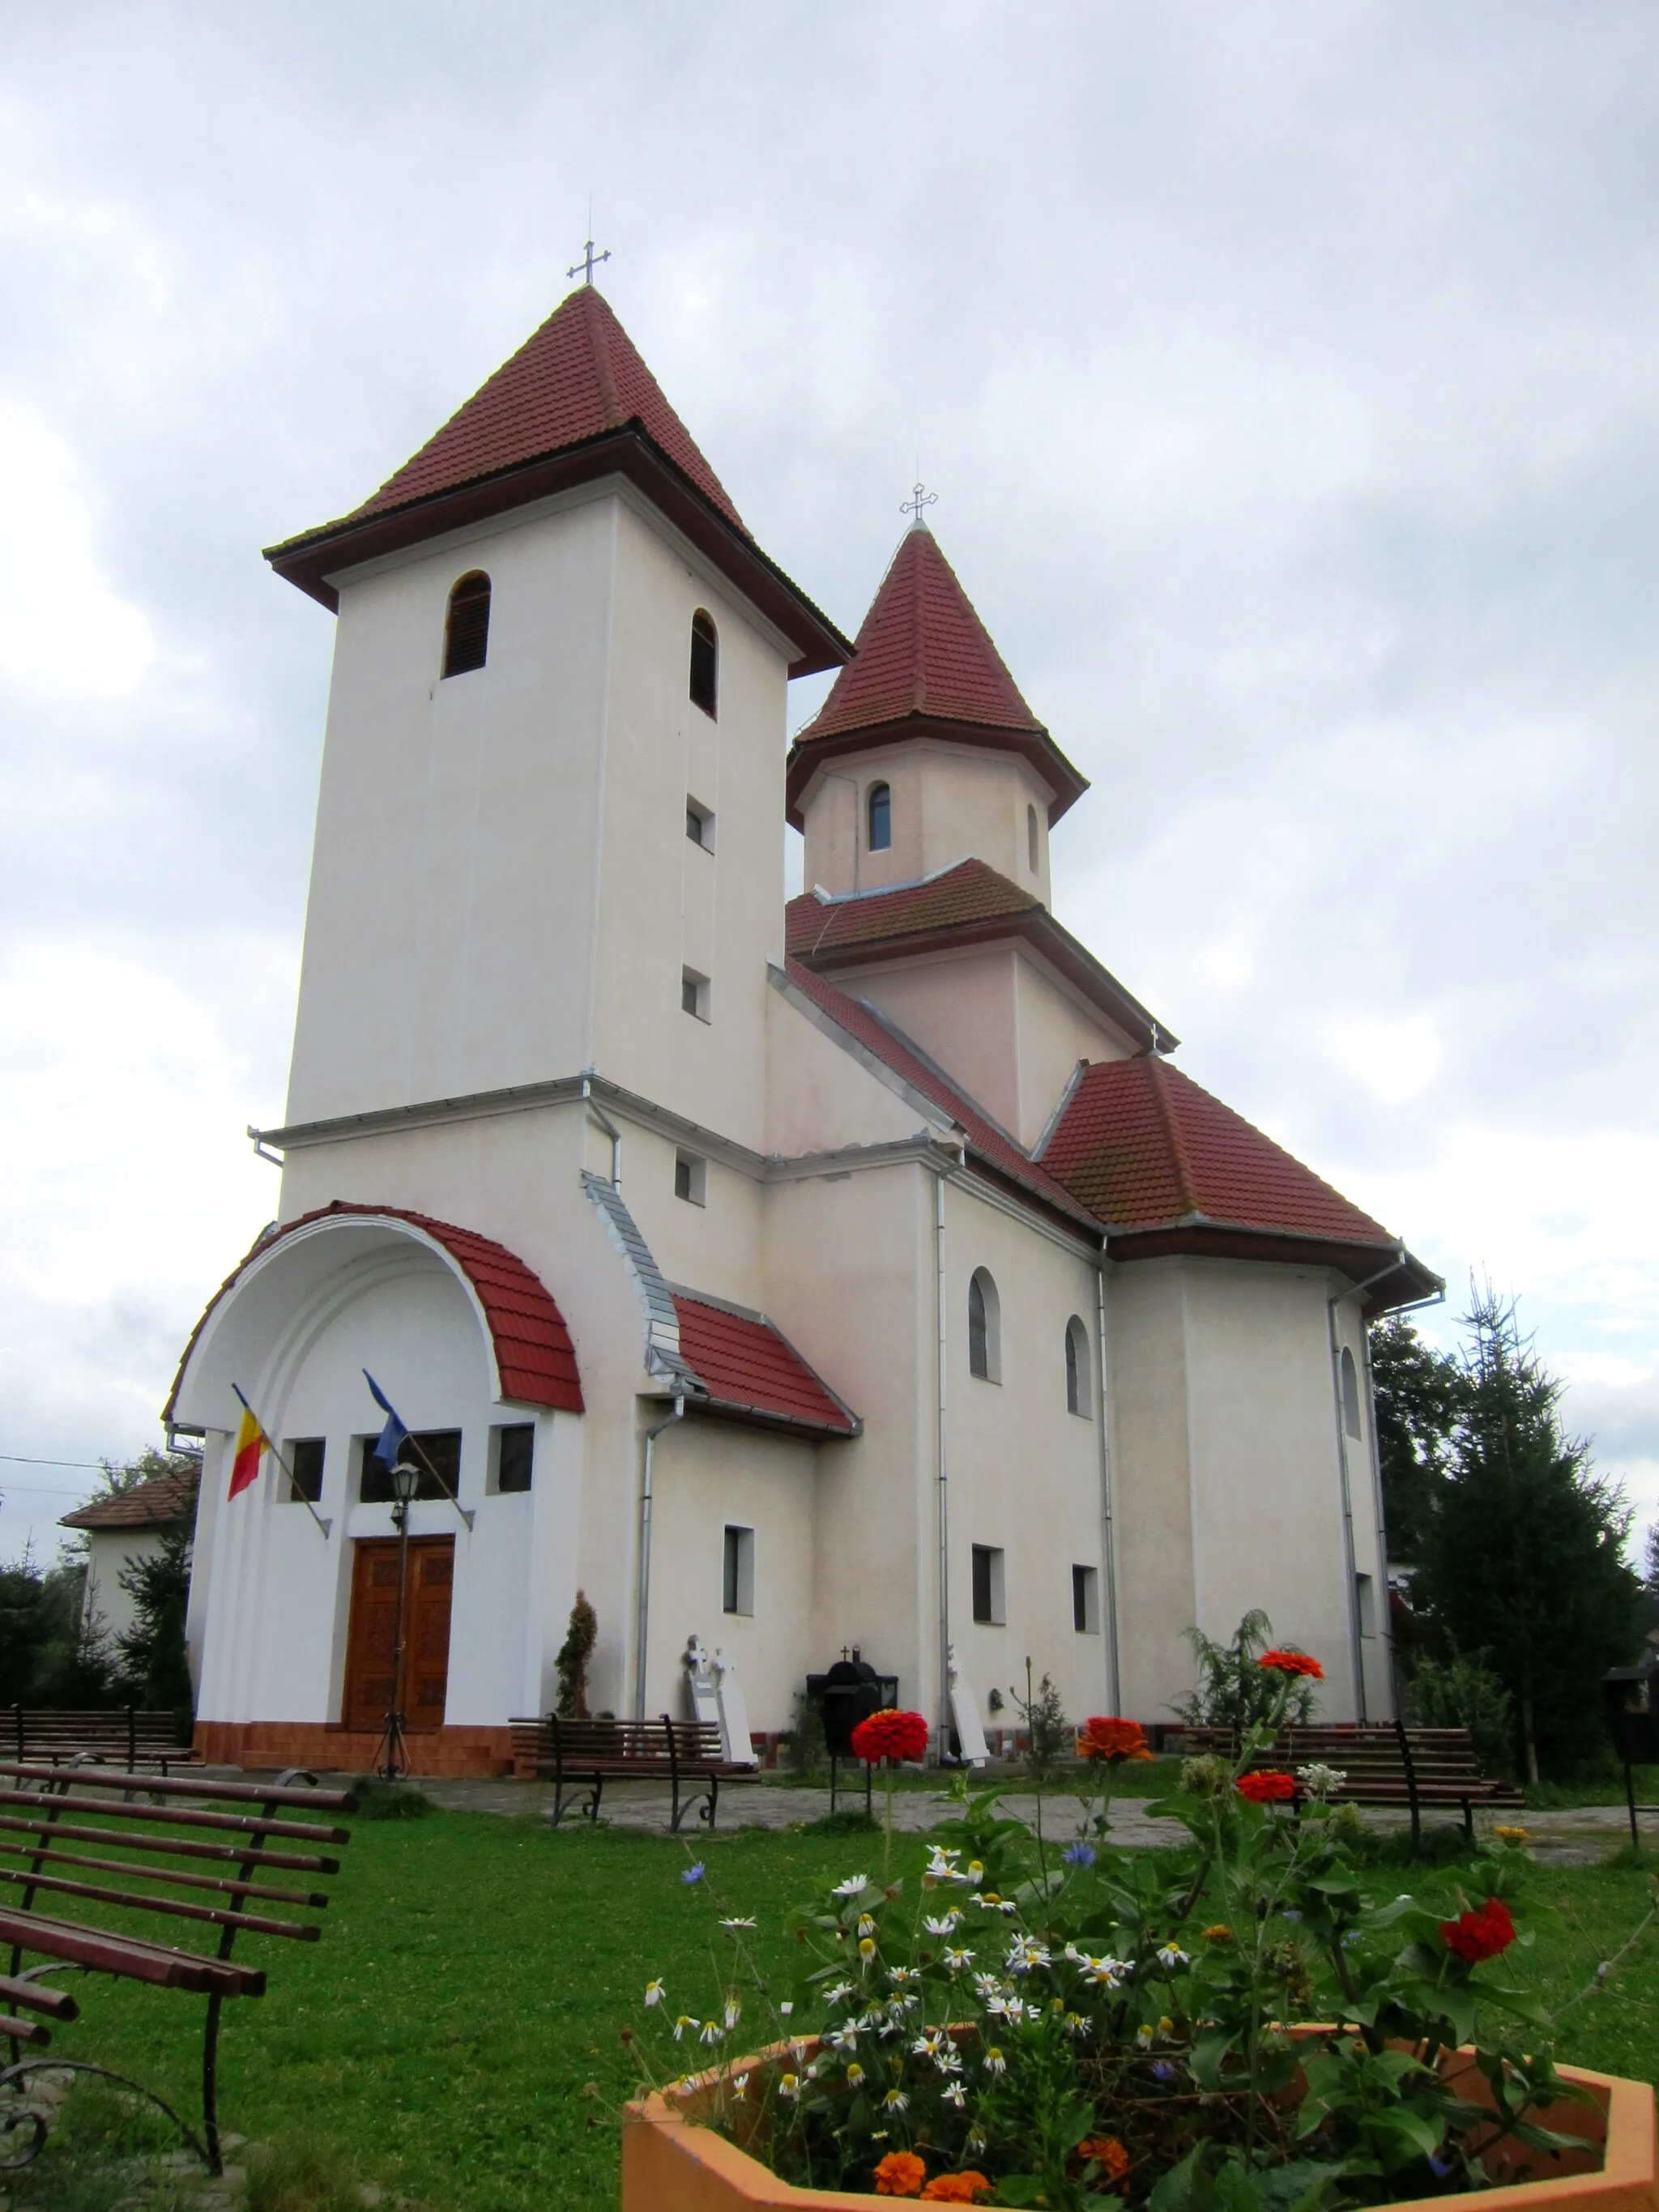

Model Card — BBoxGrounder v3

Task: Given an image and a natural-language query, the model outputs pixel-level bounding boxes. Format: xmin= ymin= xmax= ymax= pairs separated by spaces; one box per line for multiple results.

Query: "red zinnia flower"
xmin=1439 ymin=1897 xmax=1516 ymax=1964
xmin=1259 ymin=1649 xmax=1324 ymax=1680
xmin=1078 ymin=1716 xmax=1153 ymax=1764
xmin=851 ymin=1708 xmax=931 ymax=1765
xmin=1236 ymin=1769 xmax=1297 ymax=1803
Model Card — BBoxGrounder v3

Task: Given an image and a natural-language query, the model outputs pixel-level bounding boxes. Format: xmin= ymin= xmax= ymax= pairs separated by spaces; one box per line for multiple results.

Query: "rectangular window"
xmin=1354 ymin=1571 xmax=1376 ymax=1638
xmin=680 ymin=966 xmax=710 ymax=1021
xmin=493 ymin=1424 xmax=535 ymax=1494
xmin=971 ymin=1544 xmax=1005 ymax=1626
xmin=674 ymin=1150 xmax=706 ymax=1206
xmin=358 ymin=1429 xmax=462 ymax=1504
xmin=284 ymin=1438 xmax=325 ymax=1504
xmin=723 ymin=1524 xmax=754 ymax=1616
xmin=1073 ymin=1563 xmax=1099 ymax=1634
xmin=685 ymin=798 xmax=714 ymax=851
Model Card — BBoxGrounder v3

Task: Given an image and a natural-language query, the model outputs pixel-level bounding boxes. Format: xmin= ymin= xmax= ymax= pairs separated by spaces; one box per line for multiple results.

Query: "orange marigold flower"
xmin=1258 ymin=1649 xmax=1324 ymax=1680
xmin=920 ymin=2174 xmax=993 ymax=2203
xmin=1236 ymin=1769 xmax=1297 ymax=1803
xmin=1079 ymin=2136 xmax=1132 ymax=2181
xmin=1078 ymin=1716 xmax=1154 ymax=1763
xmin=1201 ymin=1923 xmax=1235 ymax=1943
xmin=853 ymin=1709 xmax=932 ymax=1766
xmin=875 ymin=2150 xmax=928 ymax=2196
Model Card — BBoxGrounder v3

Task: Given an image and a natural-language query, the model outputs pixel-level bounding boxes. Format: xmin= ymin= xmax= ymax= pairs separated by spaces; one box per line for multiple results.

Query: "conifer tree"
xmin=1368 ymin=1315 xmax=1466 ymax=1566
xmin=1415 ymin=1287 xmax=1640 ymax=1783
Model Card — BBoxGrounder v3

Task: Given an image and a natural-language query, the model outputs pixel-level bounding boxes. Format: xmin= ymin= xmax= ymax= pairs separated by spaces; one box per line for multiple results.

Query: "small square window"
xmin=358 ymin=1429 xmax=461 ymax=1503
xmin=493 ymin=1424 xmax=535 ymax=1494
xmin=674 ymin=1150 xmax=706 ymax=1206
xmin=680 ymin=967 xmax=710 ymax=1021
xmin=686 ymin=798 xmax=714 ymax=851
xmin=971 ymin=1544 xmax=1005 ymax=1626
xmin=723 ymin=1524 xmax=754 ymax=1615
xmin=1073 ymin=1563 xmax=1099 ymax=1634
xmin=284 ymin=1438 xmax=325 ymax=1504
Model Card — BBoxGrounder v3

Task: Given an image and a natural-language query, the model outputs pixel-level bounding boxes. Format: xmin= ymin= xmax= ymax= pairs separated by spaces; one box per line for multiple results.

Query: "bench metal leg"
xmin=202 ymin=1993 xmax=223 ymax=2174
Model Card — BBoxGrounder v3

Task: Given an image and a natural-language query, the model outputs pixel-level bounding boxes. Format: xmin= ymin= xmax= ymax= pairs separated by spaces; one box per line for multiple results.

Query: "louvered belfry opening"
xmin=689 ymin=609 xmax=718 ymax=718
xmin=442 ymin=570 xmax=492 ymax=677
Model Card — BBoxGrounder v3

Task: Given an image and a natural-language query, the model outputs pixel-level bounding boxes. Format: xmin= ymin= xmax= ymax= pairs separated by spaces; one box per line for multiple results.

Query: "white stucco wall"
xmin=81 ymin=1530 xmax=167 ymax=1656
xmin=799 ymin=739 xmax=1056 ymax=906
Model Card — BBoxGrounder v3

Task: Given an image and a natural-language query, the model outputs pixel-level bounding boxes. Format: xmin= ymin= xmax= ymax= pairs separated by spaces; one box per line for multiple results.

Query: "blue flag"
xmin=363 ymin=1370 xmax=410 ymax=1468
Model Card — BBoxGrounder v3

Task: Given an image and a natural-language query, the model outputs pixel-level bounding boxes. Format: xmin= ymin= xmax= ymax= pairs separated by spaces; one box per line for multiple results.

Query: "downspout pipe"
xmin=633 ymin=1397 xmax=684 ymax=1721
xmin=581 ymin=1076 xmax=621 ymax=1189
xmin=1095 ymin=1244 xmax=1122 ymax=1711
xmin=1327 ymin=1249 xmax=1408 ymax=1724
xmin=935 ymin=1167 xmax=951 ymax=1761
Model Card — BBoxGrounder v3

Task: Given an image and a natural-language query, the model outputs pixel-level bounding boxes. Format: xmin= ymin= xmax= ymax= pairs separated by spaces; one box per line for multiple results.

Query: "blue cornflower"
xmin=1149 ymin=2061 xmax=1178 ymax=2084
xmin=1429 ymin=2154 xmax=1456 ymax=2180
xmin=1063 ymin=1842 xmax=1097 ymax=1869
xmin=683 ymin=1863 xmax=706 ymax=1885
xmin=1280 ymin=1908 xmax=1303 ymax=1921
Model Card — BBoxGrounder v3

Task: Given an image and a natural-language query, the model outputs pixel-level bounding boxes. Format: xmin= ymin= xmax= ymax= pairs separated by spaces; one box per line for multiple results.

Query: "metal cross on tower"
xmin=901 ymin=479 xmax=938 ymax=528
xmin=568 ymin=236 xmax=612 ymax=285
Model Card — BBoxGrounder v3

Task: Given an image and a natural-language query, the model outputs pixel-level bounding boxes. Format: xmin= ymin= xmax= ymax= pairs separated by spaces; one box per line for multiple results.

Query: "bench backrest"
xmin=515 ymin=1715 xmax=727 ymax=1763
xmin=8 ymin=1710 xmax=190 ymax=1759
xmin=0 ymin=1761 xmax=355 ymax=1974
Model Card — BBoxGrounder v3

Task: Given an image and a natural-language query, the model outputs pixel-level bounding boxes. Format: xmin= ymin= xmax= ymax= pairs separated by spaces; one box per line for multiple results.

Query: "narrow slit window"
xmin=685 ymin=797 xmax=714 ymax=851
xmin=1073 ymin=1563 xmax=1099 ymax=1634
xmin=493 ymin=1424 xmax=535 ymax=1494
xmin=723 ymin=1524 xmax=754 ymax=1615
xmin=441 ymin=571 xmax=491 ymax=678
xmin=1028 ymin=803 xmax=1039 ymax=873
xmin=689 ymin=611 xmax=719 ymax=718
xmin=1340 ymin=1345 xmax=1363 ymax=1439
xmin=675 ymin=1150 xmax=706 ymax=1205
xmin=971 ymin=1544 xmax=1005 ymax=1626
xmin=680 ymin=967 xmax=710 ymax=1021
xmin=867 ymin=782 xmax=892 ymax=852
xmin=1064 ymin=1315 xmax=1091 ymax=1417
xmin=968 ymin=1268 xmax=1000 ymax=1383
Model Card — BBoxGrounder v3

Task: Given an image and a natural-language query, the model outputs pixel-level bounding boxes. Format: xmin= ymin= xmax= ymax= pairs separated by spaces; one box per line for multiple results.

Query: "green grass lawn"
xmin=16 ymin=1805 xmax=1659 ymax=2212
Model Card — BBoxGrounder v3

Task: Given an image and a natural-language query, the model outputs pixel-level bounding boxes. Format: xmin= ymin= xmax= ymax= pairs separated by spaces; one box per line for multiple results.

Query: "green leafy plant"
xmin=629 ymin=1646 xmax=1640 ymax=2210
xmin=1404 ymin=1651 xmax=1515 ymax=1780
xmin=1171 ymin=1610 xmax=1321 ymax=1736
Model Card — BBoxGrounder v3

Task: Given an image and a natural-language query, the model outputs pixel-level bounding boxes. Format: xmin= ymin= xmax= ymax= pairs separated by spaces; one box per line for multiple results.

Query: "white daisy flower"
xmin=699 ymin=2021 xmax=723 ymax=2045
xmin=1006 ymin=1938 xmax=1051 ymax=1975
xmin=833 ymin=1874 xmax=872 ymax=1898
xmin=882 ymin=2088 xmax=910 ymax=2113
xmin=943 ymin=2079 xmax=968 ymax=2108
xmin=779 ymin=2001 xmax=794 ymax=2018
xmin=644 ymin=1980 xmax=666 ymax=2007
xmin=824 ymin=1981 xmax=855 ymax=2007
xmin=1157 ymin=1942 xmax=1190 ymax=1971
xmin=778 ymin=2073 xmax=800 ymax=2100
xmin=846 ymin=2061 xmax=865 ymax=2088
xmin=944 ymin=1946 xmax=975 ymax=1972
xmin=983 ymin=2045 xmax=1007 ymax=2076
xmin=719 ymin=1916 xmax=757 ymax=1932
xmin=923 ymin=1910 xmax=964 ymax=1936
xmin=672 ymin=2015 xmax=698 ymax=2041
xmin=731 ymin=2074 xmax=749 ymax=2099
xmin=1076 ymin=1954 xmax=1128 ymax=1988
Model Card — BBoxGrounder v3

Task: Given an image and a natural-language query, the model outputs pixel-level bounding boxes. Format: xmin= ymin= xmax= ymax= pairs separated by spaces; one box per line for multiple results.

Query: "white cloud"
xmin=0 ymin=394 xmax=154 ymax=703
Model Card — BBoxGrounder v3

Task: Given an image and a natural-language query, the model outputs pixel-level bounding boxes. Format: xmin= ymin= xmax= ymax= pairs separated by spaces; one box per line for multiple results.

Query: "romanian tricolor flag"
xmin=229 ymin=1385 xmax=271 ymax=1499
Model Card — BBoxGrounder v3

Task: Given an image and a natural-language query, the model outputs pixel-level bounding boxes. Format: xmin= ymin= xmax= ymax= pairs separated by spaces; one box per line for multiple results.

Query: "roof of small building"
xmin=164 ymin=1201 xmax=584 ymax=1423
xmin=786 ymin=527 xmax=1088 ymax=824
xmin=671 ymin=1292 xmax=859 ymax=1438
xmin=262 ymin=288 xmax=851 ymax=676
xmin=784 ymin=859 xmax=1171 ymax=1055
xmin=60 ymin=1465 xmax=199 ymax=1533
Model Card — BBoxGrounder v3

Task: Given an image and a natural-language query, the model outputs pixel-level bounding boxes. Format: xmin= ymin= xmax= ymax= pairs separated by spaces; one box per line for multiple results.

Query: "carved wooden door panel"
xmin=343 ymin=1537 xmax=454 ymax=1731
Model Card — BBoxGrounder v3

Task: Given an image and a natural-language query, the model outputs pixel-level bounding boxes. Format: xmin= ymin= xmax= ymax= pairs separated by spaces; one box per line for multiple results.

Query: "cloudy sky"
xmin=2 ymin=2 xmax=1656 ymax=1564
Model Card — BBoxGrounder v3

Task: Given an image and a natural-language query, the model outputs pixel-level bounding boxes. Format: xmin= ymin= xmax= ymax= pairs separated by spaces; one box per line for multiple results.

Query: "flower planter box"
xmin=622 ymin=2038 xmax=1657 ymax=2212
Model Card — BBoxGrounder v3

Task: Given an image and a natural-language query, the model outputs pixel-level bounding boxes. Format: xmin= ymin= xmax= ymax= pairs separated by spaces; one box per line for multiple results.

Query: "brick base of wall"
xmin=193 ymin=1721 xmax=516 ymax=1778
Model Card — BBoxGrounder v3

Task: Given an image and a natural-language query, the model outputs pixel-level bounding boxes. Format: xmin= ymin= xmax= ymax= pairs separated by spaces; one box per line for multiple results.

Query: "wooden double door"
xmin=343 ymin=1537 xmax=454 ymax=1731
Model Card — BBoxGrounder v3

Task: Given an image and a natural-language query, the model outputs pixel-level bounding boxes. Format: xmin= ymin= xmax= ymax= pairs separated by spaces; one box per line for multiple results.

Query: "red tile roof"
xmin=782 ymin=957 xmax=1098 ymax=1230
xmin=787 ymin=859 xmax=1040 ymax=961
xmin=785 ymin=861 xmax=1169 ymax=1055
xmin=340 ymin=288 xmax=744 ymax=536
xmin=1039 ymin=1055 xmax=1396 ymax=1245
xmin=672 ymin=1294 xmax=858 ymax=1437
xmin=786 ymin=529 xmax=1088 ymax=823
xmin=165 ymin=1202 xmax=583 ymax=1421
xmin=61 ymin=1466 xmax=199 ymax=1533
xmin=804 ymin=526 xmax=1040 ymax=739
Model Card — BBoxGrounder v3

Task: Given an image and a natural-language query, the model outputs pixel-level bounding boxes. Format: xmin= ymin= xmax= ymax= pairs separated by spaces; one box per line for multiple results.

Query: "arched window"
xmin=868 ymin=782 xmax=892 ymax=852
xmin=689 ymin=610 xmax=719 ymax=718
xmin=1340 ymin=1345 xmax=1362 ymax=1439
xmin=968 ymin=1268 xmax=1001 ymax=1383
xmin=441 ymin=571 xmax=491 ymax=678
xmin=1027 ymin=803 xmax=1039 ymax=873
xmin=1064 ymin=1315 xmax=1091 ymax=1417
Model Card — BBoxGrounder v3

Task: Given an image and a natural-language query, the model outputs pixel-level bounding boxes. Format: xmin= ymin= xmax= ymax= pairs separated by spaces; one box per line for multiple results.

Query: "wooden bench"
xmin=6 ymin=1707 xmax=198 ymax=1773
xmin=0 ymin=1759 xmax=354 ymax=2172
xmin=509 ymin=1714 xmax=755 ymax=1832
xmin=1178 ymin=1720 xmax=1524 ymax=1851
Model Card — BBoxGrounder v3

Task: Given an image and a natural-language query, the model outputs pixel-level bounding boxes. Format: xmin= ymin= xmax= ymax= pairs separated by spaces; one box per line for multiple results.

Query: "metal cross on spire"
xmin=568 ymin=235 xmax=612 ymax=285
xmin=901 ymin=479 xmax=938 ymax=529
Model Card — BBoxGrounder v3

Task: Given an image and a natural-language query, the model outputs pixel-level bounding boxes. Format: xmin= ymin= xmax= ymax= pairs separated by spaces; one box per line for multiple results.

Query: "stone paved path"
xmin=360 ymin=1774 xmax=1648 ymax=1866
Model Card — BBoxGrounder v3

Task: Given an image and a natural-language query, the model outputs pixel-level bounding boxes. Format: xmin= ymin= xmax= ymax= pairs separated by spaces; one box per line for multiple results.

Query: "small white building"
xmin=168 ymin=284 xmax=1437 ymax=1774
xmin=61 ymin=1466 xmax=199 ymax=1658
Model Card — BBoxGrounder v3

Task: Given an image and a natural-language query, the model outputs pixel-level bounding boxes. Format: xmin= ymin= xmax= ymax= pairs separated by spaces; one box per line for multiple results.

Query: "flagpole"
xmin=394 ymin=1428 xmax=476 ymax=1533
xmin=361 ymin=1374 xmax=474 ymax=1532
xmin=231 ymin=1385 xmax=332 ymax=1539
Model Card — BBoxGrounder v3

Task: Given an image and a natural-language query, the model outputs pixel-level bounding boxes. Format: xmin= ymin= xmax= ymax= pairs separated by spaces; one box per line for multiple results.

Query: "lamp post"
xmin=373 ymin=1457 xmax=421 ymax=1783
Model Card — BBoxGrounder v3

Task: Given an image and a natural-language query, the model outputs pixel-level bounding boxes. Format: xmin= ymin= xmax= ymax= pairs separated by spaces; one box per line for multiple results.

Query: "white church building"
xmin=168 ymin=283 xmax=1437 ymax=1774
